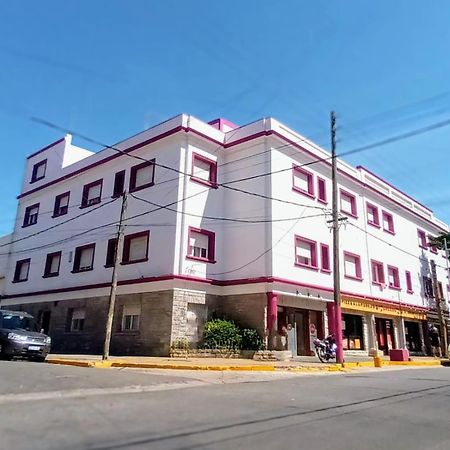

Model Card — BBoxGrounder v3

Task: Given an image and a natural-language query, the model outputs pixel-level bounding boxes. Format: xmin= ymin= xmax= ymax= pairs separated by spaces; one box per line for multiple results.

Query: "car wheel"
xmin=0 ymin=350 xmax=13 ymax=361
xmin=31 ymin=356 xmax=47 ymax=363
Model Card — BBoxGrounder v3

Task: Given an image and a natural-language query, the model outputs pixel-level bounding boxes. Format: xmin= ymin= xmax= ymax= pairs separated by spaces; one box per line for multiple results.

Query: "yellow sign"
xmin=341 ymin=296 xmax=427 ymax=321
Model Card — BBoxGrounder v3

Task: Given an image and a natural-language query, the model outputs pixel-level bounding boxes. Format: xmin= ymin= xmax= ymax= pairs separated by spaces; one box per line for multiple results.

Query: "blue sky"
xmin=1 ymin=1 xmax=450 ymax=235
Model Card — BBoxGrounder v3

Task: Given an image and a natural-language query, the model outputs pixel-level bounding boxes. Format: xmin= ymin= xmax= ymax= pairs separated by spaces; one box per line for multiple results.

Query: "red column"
xmin=266 ymin=292 xmax=278 ymax=332
xmin=327 ymin=302 xmax=335 ymax=336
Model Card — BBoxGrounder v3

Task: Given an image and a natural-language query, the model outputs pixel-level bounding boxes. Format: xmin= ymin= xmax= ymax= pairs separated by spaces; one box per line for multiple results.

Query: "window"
xmin=72 ymin=244 xmax=95 ymax=272
xmin=13 ymin=258 xmax=30 ymax=283
xmin=81 ymin=180 xmax=102 ymax=208
xmin=387 ymin=265 xmax=401 ymax=289
xmin=418 ymin=229 xmax=427 ymax=249
xmin=129 ymin=161 xmax=155 ymax=193
xmin=405 ymin=271 xmax=413 ymax=293
xmin=31 ymin=159 xmax=47 ymax=183
xmin=43 ymin=251 xmax=61 ymax=278
xmin=112 ymin=170 xmax=126 ymax=198
xmin=366 ymin=203 xmax=380 ymax=228
xmin=122 ymin=304 xmax=140 ymax=331
xmin=382 ymin=211 xmax=395 ymax=234
xmin=292 ymin=166 xmax=314 ymax=198
xmin=191 ymin=153 xmax=217 ymax=188
xmin=320 ymin=244 xmax=331 ymax=272
xmin=423 ymin=276 xmax=434 ymax=298
xmin=317 ymin=177 xmax=327 ymax=203
xmin=371 ymin=260 xmax=385 ymax=285
xmin=187 ymin=227 xmax=216 ymax=263
xmin=70 ymin=308 xmax=85 ymax=332
xmin=340 ymin=189 xmax=357 ymax=217
xmin=122 ymin=231 xmax=149 ymax=264
xmin=295 ymin=236 xmax=318 ymax=269
xmin=23 ymin=203 xmax=39 ymax=227
xmin=438 ymin=281 xmax=444 ymax=299
xmin=105 ymin=238 xmax=118 ymax=267
xmin=344 ymin=252 xmax=362 ymax=280
xmin=53 ymin=192 xmax=70 ymax=217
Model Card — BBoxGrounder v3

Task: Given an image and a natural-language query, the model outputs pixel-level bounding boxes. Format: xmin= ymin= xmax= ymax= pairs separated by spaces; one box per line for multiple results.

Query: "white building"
xmin=0 ymin=114 xmax=448 ymax=356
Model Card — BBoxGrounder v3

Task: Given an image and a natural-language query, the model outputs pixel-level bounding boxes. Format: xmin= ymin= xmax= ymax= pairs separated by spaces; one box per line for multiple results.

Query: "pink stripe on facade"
xmin=2 ymin=273 xmax=429 ymax=312
xmin=26 ymin=137 xmax=66 ymax=160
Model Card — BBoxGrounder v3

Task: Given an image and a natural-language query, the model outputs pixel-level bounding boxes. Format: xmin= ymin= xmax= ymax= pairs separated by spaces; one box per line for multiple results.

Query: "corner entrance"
xmin=284 ymin=307 xmax=323 ymax=356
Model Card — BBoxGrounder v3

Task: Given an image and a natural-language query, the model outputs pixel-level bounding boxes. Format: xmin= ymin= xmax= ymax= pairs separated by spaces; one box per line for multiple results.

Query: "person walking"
xmin=430 ymin=325 xmax=442 ymax=358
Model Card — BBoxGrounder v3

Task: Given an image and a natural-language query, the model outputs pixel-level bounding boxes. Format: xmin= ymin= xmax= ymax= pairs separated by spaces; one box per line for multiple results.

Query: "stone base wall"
xmin=208 ymin=293 xmax=266 ymax=338
xmin=4 ymin=291 xmax=175 ymax=356
xmin=3 ymin=290 xmax=267 ymax=357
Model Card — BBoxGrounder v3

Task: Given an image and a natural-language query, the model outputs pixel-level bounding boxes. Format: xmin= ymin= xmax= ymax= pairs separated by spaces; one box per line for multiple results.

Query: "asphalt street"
xmin=0 ymin=361 xmax=449 ymax=450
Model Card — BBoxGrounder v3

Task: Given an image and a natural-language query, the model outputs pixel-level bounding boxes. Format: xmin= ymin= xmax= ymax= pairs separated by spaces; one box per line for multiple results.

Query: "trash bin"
xmin=389 ymin=349 xmax=409 ymax=361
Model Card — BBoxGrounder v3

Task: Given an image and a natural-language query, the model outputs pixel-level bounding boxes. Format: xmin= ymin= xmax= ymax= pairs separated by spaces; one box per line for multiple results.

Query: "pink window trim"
xmin=294 ymin=235 xmax=318 ymax=270
xmin=292 ymin=165 xmax=315 ymax=199
xmin=370 ymin=259 xmax=385 ymax=286
xmin=317 ymin=177 xmax=327 ymax=204
xmin=387 ymin=265 xmax=401 ymax=290
xmin=382 ymin=211 xmax=395 ymax=235
xmin=417 ymin=229 xmax=427 ymax=249
xmin=186 ymin=226 xmax=216 ymax=264
xmin=366 ymin=202 xmax=380 ymax=228
xmin=405 ymin=270 xmax=413 ymax=294
xmin=343 ymin=251 xmax=363 ymax=281
xmin=339 ymin=189 xmax=358 ymax=218
xmin=191 ymin=153 xmax=218 ymax=189
xmin=320 ymin=243 xmax=331 ymax=273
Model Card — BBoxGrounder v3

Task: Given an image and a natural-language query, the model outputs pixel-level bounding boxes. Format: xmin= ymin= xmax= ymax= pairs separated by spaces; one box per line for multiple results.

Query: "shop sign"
xmin=341 ymin=296 xmax=426 ymax=321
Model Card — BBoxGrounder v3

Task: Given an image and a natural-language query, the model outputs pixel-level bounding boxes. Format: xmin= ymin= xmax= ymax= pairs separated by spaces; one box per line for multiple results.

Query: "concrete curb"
xmin=47 ymin=358 xmax=447 ymax=372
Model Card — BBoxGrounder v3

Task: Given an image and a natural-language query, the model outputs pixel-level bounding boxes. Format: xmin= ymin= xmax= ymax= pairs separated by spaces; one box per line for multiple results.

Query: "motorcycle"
xmin=313 ymin=334 xmax=337 ymax=363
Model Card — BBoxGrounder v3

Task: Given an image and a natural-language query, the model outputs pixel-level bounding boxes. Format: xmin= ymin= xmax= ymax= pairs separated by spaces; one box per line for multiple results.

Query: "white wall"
xmin=2 ymin=113 xmax=449 ymax=312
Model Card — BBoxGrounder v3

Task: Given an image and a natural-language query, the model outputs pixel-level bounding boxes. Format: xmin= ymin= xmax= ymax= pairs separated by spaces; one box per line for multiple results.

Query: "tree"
xmin=429 ymin=232 xmax=450 ymax=259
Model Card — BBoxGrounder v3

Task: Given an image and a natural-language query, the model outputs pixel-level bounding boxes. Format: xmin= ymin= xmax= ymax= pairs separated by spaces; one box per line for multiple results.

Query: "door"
xmin=376 ymin=318 xmax=394 ymax=354
xmin=295 ymin=311 xmax=308 ymax=356
xmin=287 ymin=324 xmax=297 ymax=356
xmin=41 ymin=311 xmax=51 ymax=335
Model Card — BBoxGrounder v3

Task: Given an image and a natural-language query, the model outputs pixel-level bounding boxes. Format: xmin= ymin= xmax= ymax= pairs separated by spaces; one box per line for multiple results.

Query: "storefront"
xmin=404 ymin=320 xmax=423 ymax=353
xmin=340 ymin=295 xmax=427 ymax=356
xmin=342 ymin=314 xmax=364 ymax=351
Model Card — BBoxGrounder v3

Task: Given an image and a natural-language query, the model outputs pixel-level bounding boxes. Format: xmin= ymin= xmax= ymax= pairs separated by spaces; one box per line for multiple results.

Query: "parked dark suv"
xmin=0 ymin=310 xmax=51 ymax=361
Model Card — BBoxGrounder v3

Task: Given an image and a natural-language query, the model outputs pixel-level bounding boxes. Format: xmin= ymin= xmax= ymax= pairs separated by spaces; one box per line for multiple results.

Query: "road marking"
xmin=0 ymin=381 xmax=207 ymax=405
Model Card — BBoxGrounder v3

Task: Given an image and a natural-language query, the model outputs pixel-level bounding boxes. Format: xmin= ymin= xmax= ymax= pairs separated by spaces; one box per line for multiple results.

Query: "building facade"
xmin=0 ymin=114 xmax=448 ymax=356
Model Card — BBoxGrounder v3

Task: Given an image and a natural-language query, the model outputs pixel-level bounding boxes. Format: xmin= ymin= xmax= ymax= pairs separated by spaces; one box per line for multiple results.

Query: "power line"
xmin=207 ymin=210 xmax=324 ymax=276
xmin=0 ymin=197 xmax=119 ymax=250
xmin=348 ymin=221 xmax=448 ymax=272
xmin=129 ymin=192 xmax=319 ymax=224
xmin=219 ymin=116 xmax=450 ymax=187
xmin=0 ymin=187 xmax=212 ymax=257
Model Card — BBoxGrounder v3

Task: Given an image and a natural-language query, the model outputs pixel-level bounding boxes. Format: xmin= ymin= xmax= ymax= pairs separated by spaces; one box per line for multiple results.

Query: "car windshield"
xmin=0 ymin=314 xmax=40 ymax=332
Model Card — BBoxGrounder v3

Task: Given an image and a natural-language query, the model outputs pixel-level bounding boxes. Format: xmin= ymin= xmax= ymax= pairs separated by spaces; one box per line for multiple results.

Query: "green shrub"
xmin=241 ymin=328 xmax=265 ymax=350
xmin=202 ymin=319 xmax=242 ymax=350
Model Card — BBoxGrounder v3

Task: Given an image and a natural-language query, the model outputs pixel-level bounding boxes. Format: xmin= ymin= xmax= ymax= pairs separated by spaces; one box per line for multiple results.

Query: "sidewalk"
xmin=47 ymin=354 xmax=446 ymax=372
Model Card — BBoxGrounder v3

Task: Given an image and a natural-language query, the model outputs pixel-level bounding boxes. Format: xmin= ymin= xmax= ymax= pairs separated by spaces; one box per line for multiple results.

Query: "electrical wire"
xmin=130 ymin=192 xmax=318 ymax=224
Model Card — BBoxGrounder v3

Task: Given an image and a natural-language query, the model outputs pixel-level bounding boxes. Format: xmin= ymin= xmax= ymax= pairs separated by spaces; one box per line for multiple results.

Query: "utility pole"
xmin=102 ymin=192 xmax=128 ymax=360
xmin=331 ymin=111 xmax=344 ymax=364
xmin=430 ymin=259 xmax=448 ymax=358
